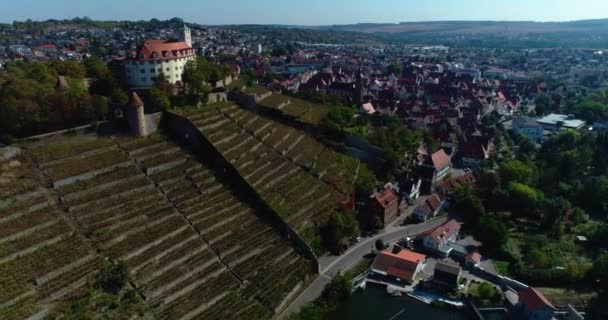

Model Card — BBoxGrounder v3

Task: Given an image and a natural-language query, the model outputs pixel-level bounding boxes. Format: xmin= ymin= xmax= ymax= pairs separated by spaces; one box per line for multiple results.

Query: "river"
xmin=324 ymin=284 xmax=465 ymax=320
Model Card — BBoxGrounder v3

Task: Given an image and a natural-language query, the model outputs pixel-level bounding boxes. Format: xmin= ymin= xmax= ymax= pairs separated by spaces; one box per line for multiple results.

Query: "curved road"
xmin=278 ymin=217 xmax=447 ymax=319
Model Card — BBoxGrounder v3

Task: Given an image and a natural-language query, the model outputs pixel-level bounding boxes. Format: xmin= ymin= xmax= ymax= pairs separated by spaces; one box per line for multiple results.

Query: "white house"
xmin=421 ymin=219 xmax=461 ymax=256
xmin=124 ymin=25 xmax=196 ymax=89
xmin=413 ymin=193 xmax=443 ymax=221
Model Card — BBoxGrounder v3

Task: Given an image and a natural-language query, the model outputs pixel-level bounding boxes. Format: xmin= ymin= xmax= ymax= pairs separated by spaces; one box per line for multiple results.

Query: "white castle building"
xmin=125 ymin=25 xmax=195 ymax=89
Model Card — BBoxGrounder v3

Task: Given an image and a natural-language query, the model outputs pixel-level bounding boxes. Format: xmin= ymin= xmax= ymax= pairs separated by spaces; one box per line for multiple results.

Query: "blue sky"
xmin=2 ymin=0 xmax=608 ymax=25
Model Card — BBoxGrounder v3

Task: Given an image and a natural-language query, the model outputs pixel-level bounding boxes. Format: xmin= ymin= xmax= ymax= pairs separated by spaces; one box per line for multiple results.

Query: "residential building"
xmin=421 ymin=219 xmax=462 ymax=257
xmin=413 ymin=193 xmax=443 ymax=221
xmin=513 ymin=116 xmax=544 ymax=143
xmin=124 ymin=25 xmax=196 ymax=89
xmin=397 ymin=176 xmax=422 ymax=205
xmin=516 ymin=287 xmax=556 ymax=320
xmin=370 ymin=247 xmax=427 ymax=284
xmin=432 ymin=262 xmax=461 ymax=289
xmin=415 ymin=147 xmax=452 ymax=193
xmin=437 ymin=172 xmax=476 ymax=199
xmin=368 ymin=184 xmax=400 ymax=225
xmin=460 ymin=140 xmax=492 ymax=167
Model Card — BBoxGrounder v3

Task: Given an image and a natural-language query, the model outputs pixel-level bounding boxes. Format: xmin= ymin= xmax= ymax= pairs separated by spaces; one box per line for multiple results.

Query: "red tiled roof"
xmin=466 ymin=251 xmax=482 ymax=264
xmin=519 ymin=287 xmax=556 ymax=311
xmin=425 ymin=219 xmax=461 ymax=243
xmin=133 ymin=39 xmax=193 ymax=61
xmin=426 ymin=194 xmax=442 ymax=212
xmin=438 ymin=173 xmax=476 ymax=195
xmin=372 ymin=187 xmax=398 ymax=209
xmin=372 ymin=249 xmax=426 ymax=281
xmin=431 ymin=149 xmax=451 ymax=171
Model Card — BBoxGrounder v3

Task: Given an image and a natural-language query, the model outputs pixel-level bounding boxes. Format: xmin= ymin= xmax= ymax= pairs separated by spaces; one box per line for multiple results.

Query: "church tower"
xmin=182 ymin=24 xmax=192 ymax=47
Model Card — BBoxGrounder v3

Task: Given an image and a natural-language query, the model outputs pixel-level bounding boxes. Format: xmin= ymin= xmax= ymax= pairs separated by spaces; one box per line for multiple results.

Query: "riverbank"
xmin=324 ymin=283 xmax=464 ymax=320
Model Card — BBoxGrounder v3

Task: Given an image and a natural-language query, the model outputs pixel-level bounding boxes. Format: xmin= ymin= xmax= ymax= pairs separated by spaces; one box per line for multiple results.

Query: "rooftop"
xmin=372 ymin=248 xmax=427 ymax=282
xmin=537 ymin=113 xmax=586 ymax=129
xmin=519 ymin=287 xmax=556 ymax=311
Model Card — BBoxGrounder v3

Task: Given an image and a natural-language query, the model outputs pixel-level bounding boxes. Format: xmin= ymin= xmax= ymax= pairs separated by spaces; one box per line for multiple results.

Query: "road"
xmin=277 ymin=216 xmax=447 ymax=319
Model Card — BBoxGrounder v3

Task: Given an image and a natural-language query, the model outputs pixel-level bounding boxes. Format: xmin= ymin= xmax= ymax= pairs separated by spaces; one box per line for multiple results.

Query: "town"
xmin=1 ymin=7 xmax=608 ymax=320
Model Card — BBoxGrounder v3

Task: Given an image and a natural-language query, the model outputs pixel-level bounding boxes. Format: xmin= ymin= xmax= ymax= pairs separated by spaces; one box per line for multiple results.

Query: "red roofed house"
xmin=413 ymin=193 xmax=444 ymax=221
xmin=368 ymin=184 xmax=400 ymax=226
xmin=124 ymin=25 xmax=195 ymax=89
xmin=437 ymin=172 xmax=476 ymax=198
xmin=460 ymin=140 xmax=492 ymax=167
xmin=428 ymin=149 xmax=452 ymax=181
xmin=371 ymin=247 xmax=427 ymax=283
xmin=415 ymin=148 xmax=452 ymax=193
xmin=517 ymin=287 xmax=556 ymax=320
xmin=421 ymin=219 xmax=462 ymax=256
xmin=465 ymin=251 xmax=482 ymax=268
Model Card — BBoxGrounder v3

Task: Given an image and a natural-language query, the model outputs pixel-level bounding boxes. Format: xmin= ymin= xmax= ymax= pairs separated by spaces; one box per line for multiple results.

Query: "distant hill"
xmin=316 ymin=19 xmax=608 ymax=35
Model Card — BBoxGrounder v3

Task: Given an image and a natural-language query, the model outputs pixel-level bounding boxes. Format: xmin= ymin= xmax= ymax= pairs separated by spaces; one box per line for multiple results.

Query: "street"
xmin=277 ymin=216 xmax=447 ymax=319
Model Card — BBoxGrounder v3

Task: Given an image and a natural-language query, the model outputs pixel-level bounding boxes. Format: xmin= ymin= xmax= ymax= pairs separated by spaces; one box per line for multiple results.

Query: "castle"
xmin=124 ymin=25 xmax=195 ymax=89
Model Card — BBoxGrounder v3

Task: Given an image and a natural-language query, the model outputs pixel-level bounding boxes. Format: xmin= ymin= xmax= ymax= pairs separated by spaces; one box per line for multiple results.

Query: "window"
xmin=166 ymin=68 xmax=170 ymax=72
xmin=175 ymin=67 xmax=179 ymax=70
xmin=140 ymin=77 xmax=147 ymax=81
xmin=140 ymin=69 xmax=145 ymax=74
xmin=150 ymin=69 xmax=155 ymax=73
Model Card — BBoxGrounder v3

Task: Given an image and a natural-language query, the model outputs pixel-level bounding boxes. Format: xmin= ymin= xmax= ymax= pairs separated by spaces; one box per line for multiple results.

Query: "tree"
xmin=534 ymin=93 xmax=553 ymax=116
xmin=49 ymin=60 xmax=87 ymax=79
xmin=149 ymin=88 xmax=171 ymax=111
xmin=83 ymin=56 xmax=111 ymax=79
xmin=95 ymin=262 xmax=129 ymax=295
xmin=498 ymin=160 xmax=535 ymax=186
xmin=355 ymin=164 xmax=377 ymax=196
xmin=507 ymin=182 xmax=543 ymax=217
xmin=475 ymin=282 xmax=497 ymax=300
xmin=477 ymin=216 xmax=508 ymax=254
xmin=541 ymin=197 xmax=571 ymax=236
xmin=590 ymin=254 xmax=608 ymax=289
xmin=320 ymin=273 xmax=353 ymax=304
xmin=326 ymin=105 xmax=355 ymax=129
xmin=154 ymin=73 xmax=174 ymax=96
xmin=387 ymin=61 xmax=402 ymax=75
xmin=580 ymin=176 xmax=608 ymax=218
xmin=451 ymin=184 xmax=486 ymax=227
xmin=322 ymin=211 xmax=360 ymax=254
xmin=375 ymin=239 xmax=385 ymax=251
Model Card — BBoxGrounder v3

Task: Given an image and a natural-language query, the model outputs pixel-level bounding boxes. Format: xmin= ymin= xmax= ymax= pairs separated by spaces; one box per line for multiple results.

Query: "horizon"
xmin=6 ymin=17 xmax=608 ymax=27
xmin=3 ymin=0 xmax=608 ymax=26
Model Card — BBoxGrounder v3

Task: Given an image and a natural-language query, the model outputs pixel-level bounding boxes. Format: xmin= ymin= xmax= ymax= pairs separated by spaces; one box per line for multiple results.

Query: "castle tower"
xmin=182 ymin=24 xmax=192 ymax=47
xmin=127 ymin=92 xmax=146 ymax=136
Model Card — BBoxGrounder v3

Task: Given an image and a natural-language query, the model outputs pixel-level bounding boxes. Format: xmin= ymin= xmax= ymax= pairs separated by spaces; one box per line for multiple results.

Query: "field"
xmin=186 ymin=104 xmax=359 ymax=244
xmin=0 ymin=133 xmax=314 ymax=319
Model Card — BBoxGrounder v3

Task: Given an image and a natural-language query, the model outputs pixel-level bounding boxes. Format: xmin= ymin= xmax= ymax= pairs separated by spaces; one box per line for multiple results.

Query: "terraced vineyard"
xmin=0 ymin=134 xmax=313 ymax=319
xmin=254 ymin=90 xmax=330 ymax=126
xmin=0 ymin=144 xmax=102 ymax=319
xmin=184 ymin=104 xmax=359 ymax=243
xmin=115 ymin=135 xmax=313 ymax=315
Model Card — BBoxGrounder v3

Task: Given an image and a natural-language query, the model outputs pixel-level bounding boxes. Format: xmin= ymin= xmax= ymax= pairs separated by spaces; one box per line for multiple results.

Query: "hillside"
xmin=0 ymin=132 xmax=316 ymax=319
xmin=179 ymin=103 xmax=359 ymax=246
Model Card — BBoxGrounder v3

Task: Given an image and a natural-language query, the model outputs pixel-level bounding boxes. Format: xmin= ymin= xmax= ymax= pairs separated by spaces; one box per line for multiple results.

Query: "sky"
xmin=2 ymin=0 xmax=608 ymax=25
